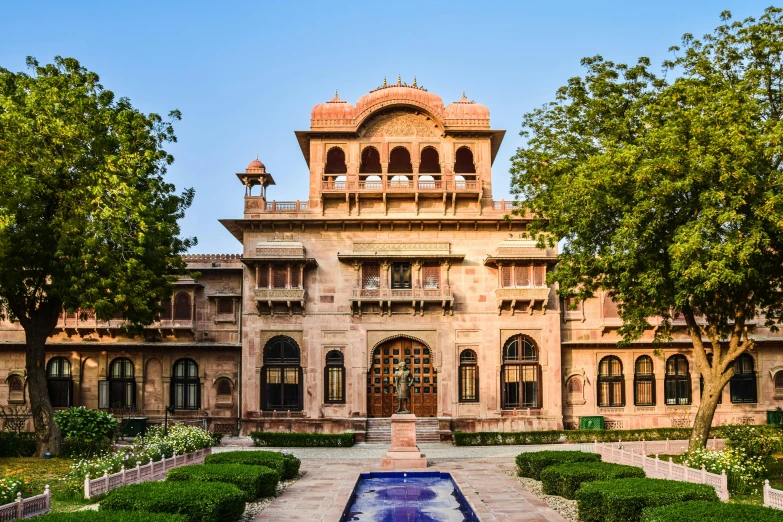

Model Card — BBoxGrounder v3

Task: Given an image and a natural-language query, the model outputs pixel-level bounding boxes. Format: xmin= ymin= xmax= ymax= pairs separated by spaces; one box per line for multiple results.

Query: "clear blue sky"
xmin=1 ymin=1 xmax=775 ymax=253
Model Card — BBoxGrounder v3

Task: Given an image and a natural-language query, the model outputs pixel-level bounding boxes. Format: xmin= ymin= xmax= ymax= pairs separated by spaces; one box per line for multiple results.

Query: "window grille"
xmin=263 ymin=336 xmax=302 ymax=411
xmin=291 ymin=268 xmax=301 ymax=288
xmin=362 ymin=264 xmax=380 ymax=290
xmin=8 ymin=376 xmax=23 ymax=393
xmin=598 ymin=356 xmax=624 ymax=407
xmin=459 ymin=350 xmax=478 ymax=402
xmin=217 ymin=298 xmax=233 ymax=315
xmin=172 ymin=359 xmax=200 ymax=410
xmin=501 ymin=266 xmax=513 ymax=288
xmin=533 ymin=265 xmax=545 ymax=286
xmin=634 ymin=355 xmax=655 ymax=406
xmin=664 ymin=355 xmax=691 ymax=405
xmin=108 ymin=358 xmax=136 ymax=409
xmin=259 ymin=264 xmax=269 ymax=288
xmin=160 ymin=300 xmax=173 ymax=320
xmin=272 ymin=265 xmax=288 ymax=289
xmin=730 ymin=354 xmax=757 ymax=404
xmin=501 ymin=336 xmax=540 ymax=408
xmin=515 ymin=265 xmax=529 ymax=287
xmin=422 ymin=264 xmax=440 ymax=289
xmin=173 ymin=292 xmax=191 ymax=320
xmin=776 ymin=372 xmax=783 ymax=391
xmin=325 ymin=351 xmax=345 ymax=403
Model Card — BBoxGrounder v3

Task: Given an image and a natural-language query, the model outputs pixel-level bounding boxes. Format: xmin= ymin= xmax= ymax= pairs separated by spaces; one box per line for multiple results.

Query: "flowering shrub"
xmin=139 ymin=424 xmax=214 ymax=456
xmin=0 ymin=472 xmax=29 ymax=504
xmin=720 ymin=424 xmax=782 ymax=463
xmin=54 ymin=407 xmax=119 ymax=458
xmin=681 ymin=446 xmax=766 ymax=494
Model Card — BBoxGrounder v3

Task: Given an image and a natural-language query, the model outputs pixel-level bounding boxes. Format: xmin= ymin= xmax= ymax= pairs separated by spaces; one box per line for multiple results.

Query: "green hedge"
xmin=540 ymin=462 xmax=645 ymax=499
xmin=99 ymin=481 xmax=245 ymax=522
xmin=641 ymin=500 xmax=783 ymax=522
xmin=249 ymin=431 xmax=354 ymax=447
xmin=205 ymin=450 xmax=300 ymax=480
xmin=575 ymin=478 xmax=719 ymax=522
xmin=515 ymin=450 xmax=601 ymax=480
xmin=36 ymin=512 xmax=187 ymax=522
xmin=167 ymin=463 xmax=279 ymax=500
xmin=0 ymin=432 xmax=36 ymax=457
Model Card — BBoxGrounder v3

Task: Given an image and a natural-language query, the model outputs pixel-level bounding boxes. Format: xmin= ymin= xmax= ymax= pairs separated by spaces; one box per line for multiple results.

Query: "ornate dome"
xmin=444 ymin=92 xmax=490 ymax=120
xmin=355 ymin=85 xmax=445 ymax=123
xmin=311 ymin=91 xmax=356 ymax=121
xmin=246 ymin=158 xmax=266 ymax=172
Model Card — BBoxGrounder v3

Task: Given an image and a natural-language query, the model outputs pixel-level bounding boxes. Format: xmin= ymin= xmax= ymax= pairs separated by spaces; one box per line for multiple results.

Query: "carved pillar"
xmin=442 ymin=260 xmax=452 ymax=287
xmin=298 ymin=264 xmax=305 ymax=289
xmin=496 ymin=262 xmax=503 ymax=288
xmin=286 ymin=264 xmax=291 ymax=289
xmin=412 ymin=162 xmax=420 ymax=189
xmin=254 ymin=265 xmax=259 ymax=290
xmin=412 ymin=260 xmax=422 ymax=289
xmin=380 ymin=261 xmax=391 ymax=290
xmin=353 ymin=261 xmax=361 ymax=287
xmin=267 ymin=265 xmax=272 ymax=290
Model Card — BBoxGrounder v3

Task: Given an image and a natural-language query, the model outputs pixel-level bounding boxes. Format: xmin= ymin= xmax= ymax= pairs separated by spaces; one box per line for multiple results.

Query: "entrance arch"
xmin=367 ymin=337 xmax=436 ymax=417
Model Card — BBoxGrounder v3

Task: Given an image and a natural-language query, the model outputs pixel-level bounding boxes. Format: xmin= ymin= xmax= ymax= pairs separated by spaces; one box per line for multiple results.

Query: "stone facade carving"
xmin=362 ymin=111 xmax=441 ymax=138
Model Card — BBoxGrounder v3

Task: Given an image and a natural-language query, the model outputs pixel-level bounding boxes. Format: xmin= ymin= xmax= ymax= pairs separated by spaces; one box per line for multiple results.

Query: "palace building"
xmin=2 ymin=79 xmax=782 ymax=439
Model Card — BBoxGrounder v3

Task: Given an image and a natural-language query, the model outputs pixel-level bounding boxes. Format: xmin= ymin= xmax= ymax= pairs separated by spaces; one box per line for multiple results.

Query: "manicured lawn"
xmin=0 ymin=457 xmax=91 ymax=513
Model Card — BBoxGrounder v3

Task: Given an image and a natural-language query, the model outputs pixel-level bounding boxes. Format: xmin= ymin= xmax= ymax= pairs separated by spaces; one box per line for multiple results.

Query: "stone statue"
xmin=394 ymin=361 xmax=415 ymax=414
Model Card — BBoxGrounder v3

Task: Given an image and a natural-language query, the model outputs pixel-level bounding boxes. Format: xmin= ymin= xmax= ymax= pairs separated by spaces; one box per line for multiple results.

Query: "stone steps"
xmin=365 ymin=418 xmax=442 ymax=443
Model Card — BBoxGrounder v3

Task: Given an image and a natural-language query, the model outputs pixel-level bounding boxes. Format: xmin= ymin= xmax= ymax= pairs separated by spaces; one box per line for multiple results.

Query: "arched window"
xmin=633 ymin=356 xmax=654 ymax=406
xmin=173 ymin=292 xmax=191 ymax=321
xmin=776 ymin=372 xmax=783 ymax=394
xmin=459 ymin=349 xmax=478 ymax=402
xmin=324 ymin=147 xmax=347 ymax=174
xmin=324 ymin=350 xmax=345 ymax=404
xmin=172 ymin=359 xmax=200 ymax=410
xmin=108 ymin=358 xmax=136 ymax=409
xmin=388 ymin=147 xmax=412 ymax=174
xmin=501 ymin=335 xmax=540 ymax=409
xmin=216 ymin=378 xmax=232 ymax=397
xmin=159 ymin=299 xmax=173 ymax=320
xmin=597 ymin=356 xmax=624 ymax=407
xmin=419 ymin=147 xmax=440 ymax=174
xmin=47 ymin=357 xmax=73 ymax=407
xmin=360 ymin=146 xmax=381 ymax=173
xmin=262 ymin=336 xmax=302 ymax=411
xmin=454 ymin=147 xmax=475 ymax=173
xmin=7 ymin=375 xmax=24 ymax=404
xmin=665 ymin=355 xmax=691 ymax=405
xmin=730 ymin=354 xmax=757 ymax=404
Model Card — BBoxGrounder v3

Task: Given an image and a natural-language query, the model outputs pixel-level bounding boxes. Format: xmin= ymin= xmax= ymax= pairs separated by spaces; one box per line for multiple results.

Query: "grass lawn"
xmin=0 ymin=457 xmax=91 ymax=513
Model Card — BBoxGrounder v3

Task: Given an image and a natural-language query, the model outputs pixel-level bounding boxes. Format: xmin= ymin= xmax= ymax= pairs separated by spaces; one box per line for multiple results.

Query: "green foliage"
xmin=36 ymin=512 xmax=187 ymax=522
xmin=204 ymin=450 xmax=300 ymax=480
xmin=54 ymin=407 xmax=118 ymax=457
xmin=99 ymin=481 xmax=244 ymax=522
xmin=540 ymin=461 xmax=645 ymax=499
xmin=515 ymin=450 xmax=601 ymax=480
xmin=0 ymin=432 xmax=36 ymax=457
xmin=167 ymin=463 xmax=279 ymax=501
xmin=681 ymin=446 xmax=765 ymax=494
xmin=249 ymin=431 xmax=353 ymax=447
xmin=721 ymin=424 xmax=783 ymax=461
xmin=209 ymin=432 xmax=224 ymax=446
xmin=575 ymin=478 xmax=718 ymax=522
xmin=640 ymin=500 xmax=783 ymax=522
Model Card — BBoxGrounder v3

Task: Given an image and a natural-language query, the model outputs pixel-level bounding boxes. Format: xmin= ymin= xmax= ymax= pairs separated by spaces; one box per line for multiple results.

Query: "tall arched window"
xmin=597 ymin=356 xmax=624 ymax=407
xmin=776 ymin=372 xmax=783 ymax=395
xmin=324 ymin=147 xmax=347 ymax=174
xmin=665 ymin=354 xmax=691 ymax=405
xmin=360 ymin=146 xmax=381 ymax=173
xmin=262 ymin=336 xmax=302 ymax=411
xmin=501 ymin=335 xmax=540 ymax=409
xmin=47 ymin=357 xmax=73 ymax=407
xmin=172 ymin=359 xmax=200 ymax=410
xmin=108 ymin=358 xmax=136 ymax=408
xmin=7 ymin=375 xmax=24 ymax=404
xmin=454 ymin=147 xmax=476 ymax=173
xmin=419 ymin=146 xmax=440 ymax=174
xmin=633 ymin=355 xmax=655 ymax=406
xmin=173 ymin=292 xmax=191 ymax=320
xmin=324 ymin=350 xmax=345 ymax=404
xmin=388 ymin=147 xmax=412 ymax=174
xmin=459 ymin=349 xmax=478 ymax=402
xmin=730 ymin=354 xmax=757 ymax=404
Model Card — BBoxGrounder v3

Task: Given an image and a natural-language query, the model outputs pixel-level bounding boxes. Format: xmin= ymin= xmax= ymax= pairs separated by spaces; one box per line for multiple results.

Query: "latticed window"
xmin=259 ymin=264 xmax=269 ymax=288
xmin=216 ymin=378 xmax=231 ymax=397
xmin=160 ymin=300 xmax=173 ymax=320
xmin=598 ymin=356 xmax=624 ymax=407
xmin=173 ymin=292 xmax=191 ymax=320
xmin=107 ymin=358 xmax=135 ymax=409
xmin=730 ymin=354 xmax=757 ymax=404
xmin=363 ymin=263 xmax=380 ymax=290
xmin=422 ymin=264 xmax=440 ymax=289
xmin=567 ymin=377 xmax=582 ymax=394
xmin=776 ymin=372 xmax=783 ymax=392
xmin=8 ymin=376 xmax=23 ymax=393
xmin=634 ymin=355 xmax=654 ymax=406
xmin=501 ymin=266 xmax=513 ymax=288
xmin=502 ymin=335 xmax=540 ymax=408
xmin=172 ymin=359 xmax=200 ymax=410
xmin=459 ymin=350 xmax=478 ymax=402
xmin=515 ymin=265 xmax=530 ymax=287
xmin=217 ymin=298 xmax=233 ymax=315
xmin=290 ymin=267 xmax=301 ymax=288
xmin=47 ymin=357 xmax=72 ymax=408
xmin=665 ymin=355 xmax=691 ymax=405
xmin=533 ymin=265 xmax=545 ymax=286
xmin=324 ymin=350 xmax=345 ymax=403
xmin=263 ymin=336 xmax=302 ymax=410
xmin=272 ymin=265 xmax=288 ymax=289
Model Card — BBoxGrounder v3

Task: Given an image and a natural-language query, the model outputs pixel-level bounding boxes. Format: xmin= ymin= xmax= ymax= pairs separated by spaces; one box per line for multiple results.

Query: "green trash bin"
xmin=579 ymin=416 xmax=605 ymax=430
xmin=121 ymin=417 xmax=148 ymax=437
xmin=767 ymin=410 xmax=783 ymax=426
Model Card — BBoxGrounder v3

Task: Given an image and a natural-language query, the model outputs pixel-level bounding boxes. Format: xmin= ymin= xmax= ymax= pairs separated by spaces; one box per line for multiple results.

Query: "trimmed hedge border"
xmin=540 ymin=461 xmax=645 ymax=499
xmin=205 ymin=450 xmax=300 ymax=480
xmin=249 ymin=431 xmax=354 ymax=447
xmin=99 ymin=481 xmax=246 ymax=522
xmin=36 ymin=512 xmax=187 ymax=522
xmin=516 ymin=450 xmax=601 ymax=480
xmin=167 ymin=463 xmax=280 ymax=500
xmin=641 ymin=500 xmax=783 ymax=522
xmin=0 ymin=432 xmax=36 ymax=457
xmin=575 ymin=478 xmax=719 ymax=522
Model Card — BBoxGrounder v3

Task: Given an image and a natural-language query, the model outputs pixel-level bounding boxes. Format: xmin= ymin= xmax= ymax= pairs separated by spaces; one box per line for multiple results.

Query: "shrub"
xmin=0 ymin=432 xmax=36 ymax=457
xmin=54 ymin=407 xmax=118 ymax=458
xmin=680 ymin=446 xmax=765 ymax=494
xmin=36 ymin=512 xmax=188 ymax=522
xmin=139 ymin=424 xmax=214 ymax=458
xmin=0 ymin=475 xmax=29 ymax=504
xmin=100 ymin=481 xmax=245 ymax=522
xmin=540 ymin=461 xmax=645 ymax=499
xmin=205 ymin=450 xmax=301 ymax=480
xmin=575 ymin=478 xmax=718 ymax=522
xmin=640 ymin=500 xmax=783 ymax=522
xmin=249 ymin=431 xmax=353 ymax=447
xmin=515 ymin=450 xmax=601 ymax=480
xmin=167 ymin=463 xmax=279 ymax=500
xmin=721 ymin=424 xmax=782 ymax=462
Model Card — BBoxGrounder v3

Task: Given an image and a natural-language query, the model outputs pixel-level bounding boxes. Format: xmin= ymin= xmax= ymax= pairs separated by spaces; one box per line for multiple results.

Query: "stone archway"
xmin=367 ymin=337 xmax=436 ymax=418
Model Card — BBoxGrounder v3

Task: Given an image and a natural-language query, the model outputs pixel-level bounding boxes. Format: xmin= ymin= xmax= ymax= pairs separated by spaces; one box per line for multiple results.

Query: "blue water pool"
xmin=341 ymin=472 xmax=479 ymax=522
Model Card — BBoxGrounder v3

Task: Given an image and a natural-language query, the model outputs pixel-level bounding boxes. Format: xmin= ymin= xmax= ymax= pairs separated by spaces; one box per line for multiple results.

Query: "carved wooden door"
xmin=367 ymin=338 xmax=437 ymax=417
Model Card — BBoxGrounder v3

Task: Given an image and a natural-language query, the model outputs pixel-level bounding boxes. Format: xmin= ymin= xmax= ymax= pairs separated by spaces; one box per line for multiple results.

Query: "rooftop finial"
xmin=335 ymin=89 xmax=339 ymax=98
xmin=461 ymin=91 xmax=467 ymax=100
xmin=397 ymin=74 xmax=401 ymax=86
xmin=383 ymin=77 xmax=387 ymax=87
xmin=413 ymin=76 xmax=417 ymax=87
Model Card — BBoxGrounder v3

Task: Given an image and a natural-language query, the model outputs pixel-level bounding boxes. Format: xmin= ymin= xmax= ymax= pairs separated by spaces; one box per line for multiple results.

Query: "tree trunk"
xmin=689 ymin=377 xmax=725 ymax=450
xmin=23 ymin=303 xmax=62 ymax=457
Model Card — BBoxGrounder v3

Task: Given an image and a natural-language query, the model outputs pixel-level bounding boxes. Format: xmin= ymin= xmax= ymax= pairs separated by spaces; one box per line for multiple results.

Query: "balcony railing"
xmin=351 ymin=286 xmax=453 ymax=300
xmin=493 ymin=200 xmax=519 ymax=211
xmin=265 ymin=201 xmax=307 ymax=212
xmin=495 ymin=287 xmax=550 ymax=301
xmin=253 ymin=287 xmax=306 ymax=301
xmin=322 ymin=180 xmax=482 ymax=192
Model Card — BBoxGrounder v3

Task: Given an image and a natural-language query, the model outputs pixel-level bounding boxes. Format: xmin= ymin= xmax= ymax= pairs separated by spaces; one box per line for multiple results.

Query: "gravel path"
xmin=240 ymin=472 xmax=303 ymax=522
xmin=505 ymin=471 xmax=579 ymax=522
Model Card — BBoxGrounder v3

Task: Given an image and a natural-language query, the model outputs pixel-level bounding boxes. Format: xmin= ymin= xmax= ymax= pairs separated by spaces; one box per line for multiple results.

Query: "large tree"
xmin=510 ymin=8 xmax=783 ymax=448
xmin=0 ymin=57 xmax=195 ymax=455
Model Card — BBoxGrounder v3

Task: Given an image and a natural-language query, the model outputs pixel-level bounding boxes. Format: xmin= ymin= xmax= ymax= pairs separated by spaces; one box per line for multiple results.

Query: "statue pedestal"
xmin=380 ymin=413 xmax=427 ymax=469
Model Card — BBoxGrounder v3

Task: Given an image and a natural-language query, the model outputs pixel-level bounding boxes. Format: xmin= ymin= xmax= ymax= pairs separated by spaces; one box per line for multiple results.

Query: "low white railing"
xmin=606 ymin=437 xmax=724 ymax=456
xmin=0 ymin=487 xmax=50 ymax=519
xmin=764 ymin=480 xmax=783 ymax=510
xmin=84 ymin=447 xmax=211 ymax=499
xmin=595 ymin=442 xmax=729 ymax=501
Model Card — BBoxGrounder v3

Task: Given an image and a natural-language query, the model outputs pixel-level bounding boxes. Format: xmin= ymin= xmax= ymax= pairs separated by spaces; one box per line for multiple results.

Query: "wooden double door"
xmin=367 ymin=338 xmax=437 ymax=417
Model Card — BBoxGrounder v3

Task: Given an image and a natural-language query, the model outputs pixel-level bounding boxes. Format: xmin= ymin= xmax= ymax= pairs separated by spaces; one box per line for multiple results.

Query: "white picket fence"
xmin=764 ymin=480 xmax=783 ymax=510
xmin=84 ymin=447 xmax=211 ymax=499
xmin=0 ymin=487 xmax=50 ymax=520
xmin=595 ymin=442 xmax=729 ymax=501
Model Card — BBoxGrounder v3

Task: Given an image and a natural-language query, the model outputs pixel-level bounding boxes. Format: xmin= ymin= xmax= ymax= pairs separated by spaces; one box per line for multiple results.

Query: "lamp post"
xmin=164 ymin=405 xmax=175 ymax=436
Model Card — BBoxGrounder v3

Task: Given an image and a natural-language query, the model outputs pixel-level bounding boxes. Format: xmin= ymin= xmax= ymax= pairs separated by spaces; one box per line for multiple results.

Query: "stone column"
xmin=412 ymin=260 xmax=422 ymax=289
